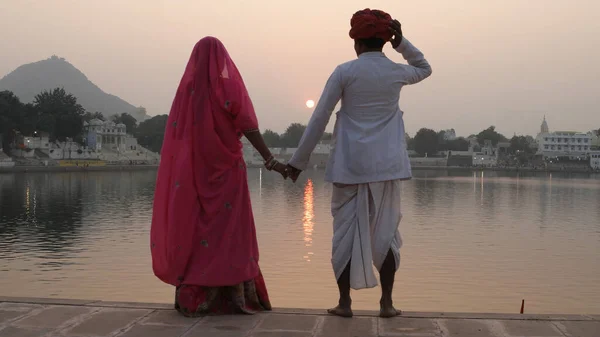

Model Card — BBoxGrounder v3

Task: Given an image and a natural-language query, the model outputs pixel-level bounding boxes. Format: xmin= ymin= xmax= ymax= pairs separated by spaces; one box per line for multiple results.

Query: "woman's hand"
xmin=271 ymin=162 xmax=289 ymax=180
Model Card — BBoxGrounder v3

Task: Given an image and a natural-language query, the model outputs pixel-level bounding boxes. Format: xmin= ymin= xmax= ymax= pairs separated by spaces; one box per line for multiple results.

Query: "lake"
xmin=1 ymin=169 xmax=599 ymax=314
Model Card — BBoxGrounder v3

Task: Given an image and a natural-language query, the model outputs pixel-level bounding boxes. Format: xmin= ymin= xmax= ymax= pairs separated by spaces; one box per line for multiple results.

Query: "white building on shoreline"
xmin=535 ymin=117 xmax=593 ymax=158
xmin=84 ymin=119 xmax=128 ymax=152
xmin=6 ymin=118 xmax=158 ymax=164
xmin=591 ymin=153 xmax=600 ymax=170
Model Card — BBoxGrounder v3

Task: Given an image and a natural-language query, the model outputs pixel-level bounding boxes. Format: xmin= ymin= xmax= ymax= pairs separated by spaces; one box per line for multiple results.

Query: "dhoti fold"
xmin=330 ymin=179 xmax=403 ymax=290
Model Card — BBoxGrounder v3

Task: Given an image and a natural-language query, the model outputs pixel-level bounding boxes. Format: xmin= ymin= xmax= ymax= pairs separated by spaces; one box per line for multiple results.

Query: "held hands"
xmin=264 ymin=156 xmax=289 ymax=180
xmin=285 ymin=164 xmax=302 ymax=183
xmin=271 ymin=162 xmax=289 ymax=180
xmin=264 ymin=156 xmax=301 ymax=182
xmin=389 ymin=19 xmax=403 ymax=49
xmin=271 ymin=163 xmax=301 ymax=182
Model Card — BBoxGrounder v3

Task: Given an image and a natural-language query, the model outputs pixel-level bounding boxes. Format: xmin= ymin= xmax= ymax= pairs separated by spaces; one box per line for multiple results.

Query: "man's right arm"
xmin=287 ymin=66 xmax=343 ymax=172
xmin=395 ymin=37 xmax=432 ymax=85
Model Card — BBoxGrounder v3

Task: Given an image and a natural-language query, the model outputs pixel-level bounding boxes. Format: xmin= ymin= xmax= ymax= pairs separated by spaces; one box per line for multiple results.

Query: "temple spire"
xmin=540 ymin=115 xmax=549 ymax=134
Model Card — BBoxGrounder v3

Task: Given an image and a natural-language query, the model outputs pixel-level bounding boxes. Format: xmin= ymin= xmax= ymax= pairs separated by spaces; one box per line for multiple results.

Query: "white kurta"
xmin=288 ymin=38 xmax=431 ymax=290
xmin=288 ymin=38 xmax=432 ymax=184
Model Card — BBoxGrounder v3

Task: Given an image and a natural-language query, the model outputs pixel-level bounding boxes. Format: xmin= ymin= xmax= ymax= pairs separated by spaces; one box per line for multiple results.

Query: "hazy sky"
xmin=1 ymin=0 xmax=599 ymax=136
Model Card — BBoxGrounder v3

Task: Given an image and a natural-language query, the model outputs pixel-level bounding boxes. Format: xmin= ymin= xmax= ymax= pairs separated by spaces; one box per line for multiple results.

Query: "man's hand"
xmin=272 ymin=162 xmax=289 ymax=180
xmin=285 ymin=164 xmax=302 ymax=183
xmin=389 ymin=19 xmax=403 ymax=49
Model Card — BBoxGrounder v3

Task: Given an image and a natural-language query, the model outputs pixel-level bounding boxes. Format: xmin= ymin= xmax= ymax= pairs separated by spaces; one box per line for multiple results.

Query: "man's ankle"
xmin=379 ymin=297 xmax=393 ymax=306
xmin=339 ymin=297 xmax=352 ymax=307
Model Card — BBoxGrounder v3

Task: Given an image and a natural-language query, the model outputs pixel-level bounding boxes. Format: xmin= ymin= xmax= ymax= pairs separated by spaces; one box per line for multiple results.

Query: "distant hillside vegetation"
xmin=0 ymin=55 xmax=148 ymax=122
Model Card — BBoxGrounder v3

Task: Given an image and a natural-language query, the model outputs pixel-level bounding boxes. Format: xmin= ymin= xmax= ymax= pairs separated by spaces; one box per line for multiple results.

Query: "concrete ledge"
xmin=0 ymin=296 xmax=596 ymax=321
xmin=0 ymin=297 xmax=99 ymax=306
xmin=1 ymin=297 xmax=599 ymax=337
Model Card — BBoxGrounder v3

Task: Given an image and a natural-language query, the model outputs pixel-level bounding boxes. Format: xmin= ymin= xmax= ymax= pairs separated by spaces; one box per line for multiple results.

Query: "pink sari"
xmin=150 ymin=37 xmax=271 ymax=316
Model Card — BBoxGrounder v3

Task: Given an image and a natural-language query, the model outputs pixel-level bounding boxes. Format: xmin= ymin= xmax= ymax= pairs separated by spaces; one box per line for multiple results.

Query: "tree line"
xmin=0 ymin=89 xmax=167 ymax=154
xmin=407 ymin=125 xmax=538 ymax=157
xmin=261 ymin=123 xmax=332 ymax=148
xmin=4 ymin=88 xmax=596 ymax=157
xmin=260 ymin=124 xmax=539 ymax=157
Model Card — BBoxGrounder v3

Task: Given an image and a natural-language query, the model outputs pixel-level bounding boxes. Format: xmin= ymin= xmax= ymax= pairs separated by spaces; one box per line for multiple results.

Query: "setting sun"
xmin=305 ymin=100 xmax=315 ymax=108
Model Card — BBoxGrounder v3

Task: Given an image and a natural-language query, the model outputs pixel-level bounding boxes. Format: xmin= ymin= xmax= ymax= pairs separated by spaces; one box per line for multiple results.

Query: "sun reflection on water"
xmin=302 ymin=179 xmax=314 ymax=262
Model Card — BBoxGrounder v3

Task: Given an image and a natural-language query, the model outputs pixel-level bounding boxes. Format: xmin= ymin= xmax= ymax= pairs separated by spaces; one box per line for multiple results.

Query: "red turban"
xmin=349 ymin=8 xmax=393 ymax=41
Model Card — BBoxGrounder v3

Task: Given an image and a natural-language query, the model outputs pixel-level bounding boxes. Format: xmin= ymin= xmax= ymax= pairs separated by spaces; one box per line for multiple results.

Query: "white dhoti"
xmin=330 ymin=179 xmax=403 ymax=290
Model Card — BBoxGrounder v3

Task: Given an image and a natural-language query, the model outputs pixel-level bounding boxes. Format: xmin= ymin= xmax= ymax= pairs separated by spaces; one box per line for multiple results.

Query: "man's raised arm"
xmin=395 ymin=37 xmax=432 ymax=85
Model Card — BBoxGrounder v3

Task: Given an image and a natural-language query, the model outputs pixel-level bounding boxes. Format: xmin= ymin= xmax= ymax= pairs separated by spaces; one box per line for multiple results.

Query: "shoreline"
xmin=0 ymin=164 xmax=159 ymax=173
xmin=410 ymin=165 xmax=600 ymax=174
xmin=0 ymin=297 xmax=597 ymax=337
xmin=1 ymin=164 xmax=598 ymax=175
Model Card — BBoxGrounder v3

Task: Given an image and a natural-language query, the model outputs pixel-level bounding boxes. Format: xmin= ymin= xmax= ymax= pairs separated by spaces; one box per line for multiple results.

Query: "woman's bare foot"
xmin=327 ymin=305 xmax=353 ymax=318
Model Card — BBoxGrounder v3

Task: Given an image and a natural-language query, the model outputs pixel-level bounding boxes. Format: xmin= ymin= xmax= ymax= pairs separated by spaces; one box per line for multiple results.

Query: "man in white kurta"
xmin=287 ymin=11 xmax=432 ymax=318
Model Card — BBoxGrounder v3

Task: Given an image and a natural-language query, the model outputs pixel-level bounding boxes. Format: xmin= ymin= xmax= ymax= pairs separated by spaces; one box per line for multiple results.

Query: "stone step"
xmin=0 ymin=297 xmax=598 ymax=337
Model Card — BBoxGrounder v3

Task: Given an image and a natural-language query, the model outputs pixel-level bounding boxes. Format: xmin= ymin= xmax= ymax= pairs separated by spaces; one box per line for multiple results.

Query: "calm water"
xmin=1 ymin=169 xmax=599 ymax=314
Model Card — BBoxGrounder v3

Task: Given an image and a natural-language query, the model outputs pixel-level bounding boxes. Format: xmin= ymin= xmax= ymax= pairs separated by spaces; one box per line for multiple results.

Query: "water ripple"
xmin=0 ymin=169 xmax=599 ymax=314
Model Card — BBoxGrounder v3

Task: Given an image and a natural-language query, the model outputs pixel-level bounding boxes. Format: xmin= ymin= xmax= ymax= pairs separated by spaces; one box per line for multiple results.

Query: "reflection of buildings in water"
xmin=480 ymin=171 xmax=484 ymax=205
xmin=302 ymin=179 xmax=314 ymax=262
xmin=0 ymin=171 xmax=159 ymax=268
xmin=0 ymin=173 xmax=86 ymax=260
xmin=412 ymin=179 xmax=436 ymax=211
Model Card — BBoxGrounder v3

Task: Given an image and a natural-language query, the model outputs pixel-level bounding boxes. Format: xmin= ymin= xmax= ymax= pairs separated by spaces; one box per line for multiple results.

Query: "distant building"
xmin=591 ymin=153 xmax=600 ymax=170
xmin=590 ymin=132 xmax=600 ymax=150
xmin=241 ymin=138 xmax=332 ymax=168
xmin=84 ymin=119 xmax=127 ymax=152
xmin=540 ymin=116 xmax=549 ymax=134
xmin=23 ymin=132 xmax=50 ymax=150
xmin=124 ymin=135 xmax=139 ymax=151
xmin=0 ymin=149 xmax=14 ymax=167
xmin=466 ymin=136 xmax=479 ymax=149
xmin=496 ymin=141 xmax=510 ymax=156
xmin=446 ymin=149 xmax=473 ymax=166
xmin=535 ymin=117 xmax=592 ymax=159
xmin=472 ymin=140 xmax=497 ymax=167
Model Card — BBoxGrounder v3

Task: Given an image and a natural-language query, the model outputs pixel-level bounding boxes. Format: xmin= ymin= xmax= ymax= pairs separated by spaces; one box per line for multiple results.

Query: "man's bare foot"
xmin=327 ymin=305 xmax=353 ymax=318
xmin=379 ymin=300 xmax=402 ymax=318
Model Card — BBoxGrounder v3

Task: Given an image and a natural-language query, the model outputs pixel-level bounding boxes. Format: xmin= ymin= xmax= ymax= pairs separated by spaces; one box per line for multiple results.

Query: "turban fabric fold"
xmin=349 ymin=8 xmax=393 ymax=41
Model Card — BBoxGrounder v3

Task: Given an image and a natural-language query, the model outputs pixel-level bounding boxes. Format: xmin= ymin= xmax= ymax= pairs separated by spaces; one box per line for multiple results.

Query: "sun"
xmin=305 ymin=100 xmax=315 ymax=108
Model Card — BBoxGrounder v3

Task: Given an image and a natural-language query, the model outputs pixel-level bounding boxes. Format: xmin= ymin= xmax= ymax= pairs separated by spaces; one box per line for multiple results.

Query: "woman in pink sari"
xmin=150 ymin=36 xmax=287 ymax=316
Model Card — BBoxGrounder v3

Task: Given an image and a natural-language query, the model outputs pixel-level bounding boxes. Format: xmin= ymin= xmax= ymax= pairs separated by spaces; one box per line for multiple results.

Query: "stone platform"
xmin=0 ymin=297 xmax=598 ymax=337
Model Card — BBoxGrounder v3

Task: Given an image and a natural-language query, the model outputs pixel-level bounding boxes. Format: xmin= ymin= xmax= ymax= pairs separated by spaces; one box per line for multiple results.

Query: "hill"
xmin=0 ymin=55 xmax=148 ymax=122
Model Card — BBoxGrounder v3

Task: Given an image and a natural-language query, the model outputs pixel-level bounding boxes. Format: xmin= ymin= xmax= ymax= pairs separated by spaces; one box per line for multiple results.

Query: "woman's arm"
xmin=243 ymin=130 xmax=273 ymax=162
xmin=222 ymin=77 xmax=286 ymax=178
xmin=243 ymin=130 xmax=288 ymax=178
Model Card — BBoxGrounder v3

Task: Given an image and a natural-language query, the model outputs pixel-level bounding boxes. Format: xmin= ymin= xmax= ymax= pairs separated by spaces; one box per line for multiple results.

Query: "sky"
xmin=1 ymin=0 xmax=599 ymax=137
